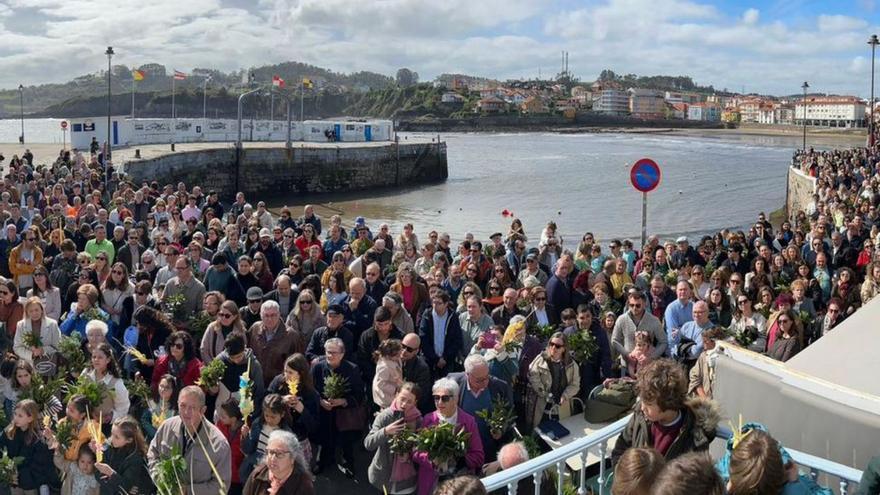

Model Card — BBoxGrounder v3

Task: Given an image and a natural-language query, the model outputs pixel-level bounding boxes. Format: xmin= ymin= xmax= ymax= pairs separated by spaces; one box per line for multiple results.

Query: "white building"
xmin=687 ymin=103 xmax=721 ymax=122
xmin=596 ymin=89 xmax=630 ymax=116
xmin=628 ymin=88 xmax=665 ymax=119
xmin=441 ymin=92 xmax=465 ymax=103
xmin=795 ymin=96 xmax=866 ymax=128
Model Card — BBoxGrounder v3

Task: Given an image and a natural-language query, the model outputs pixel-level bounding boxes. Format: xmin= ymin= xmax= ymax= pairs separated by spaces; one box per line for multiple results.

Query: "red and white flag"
xmin=173 ymin=70 xmax=187 ymax=80
xmin=272 ymin=75 xmax=285 ymax=88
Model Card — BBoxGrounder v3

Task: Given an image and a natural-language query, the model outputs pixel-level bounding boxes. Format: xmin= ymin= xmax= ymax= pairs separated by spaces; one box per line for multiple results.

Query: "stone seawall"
xmin=786 ymin=166 xmax=817 ymax=219
xmin=121 ymin=141 xmax=448 ymax=198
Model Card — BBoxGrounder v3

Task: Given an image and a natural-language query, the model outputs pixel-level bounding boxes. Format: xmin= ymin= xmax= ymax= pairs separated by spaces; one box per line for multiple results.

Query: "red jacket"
xmin=150 ymin=355 xmax=203 ymax=395
xmin=218 ymin=422 xmax=244 ymax=485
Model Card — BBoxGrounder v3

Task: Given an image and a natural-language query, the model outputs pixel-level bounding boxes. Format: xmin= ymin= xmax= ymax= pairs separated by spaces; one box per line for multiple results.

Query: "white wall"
xmin=69 ymin=117 xmax=394 ymax=149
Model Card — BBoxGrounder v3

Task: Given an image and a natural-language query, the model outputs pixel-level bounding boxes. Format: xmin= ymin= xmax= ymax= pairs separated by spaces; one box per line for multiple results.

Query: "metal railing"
xmin=482 ymin=416 xmax=864 ymax=495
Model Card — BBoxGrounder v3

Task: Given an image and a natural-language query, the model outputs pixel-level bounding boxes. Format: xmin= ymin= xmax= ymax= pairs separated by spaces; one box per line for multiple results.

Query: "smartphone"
xmin=481 ymin=332 xmax=497 ymax=349
xmin=392 ymin=410 xmax=405 ymax=422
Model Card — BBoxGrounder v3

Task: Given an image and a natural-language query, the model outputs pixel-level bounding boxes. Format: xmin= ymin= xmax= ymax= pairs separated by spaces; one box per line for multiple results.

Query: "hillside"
xmin=0 ymin=61 xmax=394 ymax=118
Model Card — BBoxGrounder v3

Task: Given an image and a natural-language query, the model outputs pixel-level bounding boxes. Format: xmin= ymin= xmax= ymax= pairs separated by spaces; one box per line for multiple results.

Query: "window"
xmin=345 ymin=124 xmax=355 ymax=131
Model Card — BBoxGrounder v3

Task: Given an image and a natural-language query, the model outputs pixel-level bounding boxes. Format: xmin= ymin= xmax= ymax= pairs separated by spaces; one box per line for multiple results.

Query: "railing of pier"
xmin=481 ymin=416 xmax=864 ymax=495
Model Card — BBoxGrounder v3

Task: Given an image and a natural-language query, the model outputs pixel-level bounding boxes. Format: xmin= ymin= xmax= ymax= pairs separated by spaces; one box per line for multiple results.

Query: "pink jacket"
xmin=412 ymin=409 xmax=484 ymax=495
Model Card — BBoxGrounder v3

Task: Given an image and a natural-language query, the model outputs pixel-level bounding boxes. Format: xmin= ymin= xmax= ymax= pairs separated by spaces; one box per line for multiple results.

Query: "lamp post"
xmin=203 ymin=75 xmax=211 ymax=121
xmin=869 ymin=35 xmax=879 ymax=144
xmin=18 ymin=84 xmax=24 ymax=144
xmin=801 ymin=81 xmax=809 ymax=154
xmin=105 ymin=46 xmax=114 ymax=191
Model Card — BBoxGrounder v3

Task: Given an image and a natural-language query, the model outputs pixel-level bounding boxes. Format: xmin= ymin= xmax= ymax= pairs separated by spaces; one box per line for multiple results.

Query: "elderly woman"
xmin=413 ymin=378 xmax=484 ymax=495
xmin=13 ymin=297 xmax=62 ymax=370
xmin=365 ymin=382 xmax=423 ymax=493
xmin=243 ymin=429 xmax=314 ymax=495
xmin=60 ymin=283 xmax=109 ymax=340
xmin=313 ymin=337 xmax=364 ymax=477
xmin=526 ymin=332 xmax=581 ymax=431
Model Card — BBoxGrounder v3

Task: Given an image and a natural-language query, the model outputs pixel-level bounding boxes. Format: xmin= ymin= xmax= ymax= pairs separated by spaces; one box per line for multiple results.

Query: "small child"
xmin=651 ymin=452 xmax=724 ymax=495
xmin=727 ymin=429 xmax=813 ymax=495
xmin=372 ymin=339 xmax=403 ymax=409
xmin=53 ymin=443 xmax=100 ymax=495
xmin=141 ymin=374 xmax=178 ymax=441
xmin=240 ymin=394 xmax=293 ymax=481
xmin=217 ymin=400 xmax=245 ymax=495
xmin=611 ymin=447 xmax=666 ymax=495
xmin=627 ymin=331 xmax=655 ymax=377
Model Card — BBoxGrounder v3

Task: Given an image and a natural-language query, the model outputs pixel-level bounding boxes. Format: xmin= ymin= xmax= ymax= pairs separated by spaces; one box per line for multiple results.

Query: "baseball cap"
xmin=355 ymin=216 xmax=366 ymax=225
xmin=327 ymin=304 xmax=345 ymax=316
xmin=259 ymin=228 xmax=271 ymax=238
xmin=676 ymin=236 xmax=688 ymax=244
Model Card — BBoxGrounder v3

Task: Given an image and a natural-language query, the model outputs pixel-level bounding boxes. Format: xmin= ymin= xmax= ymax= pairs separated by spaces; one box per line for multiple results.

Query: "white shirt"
xmin=432 ymin=309 xmax=449 ymax=358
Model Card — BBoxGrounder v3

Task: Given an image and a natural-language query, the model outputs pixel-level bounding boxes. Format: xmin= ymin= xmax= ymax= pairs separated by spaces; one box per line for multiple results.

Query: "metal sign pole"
xmin=641 ymin=191 xmax=647 ymax=248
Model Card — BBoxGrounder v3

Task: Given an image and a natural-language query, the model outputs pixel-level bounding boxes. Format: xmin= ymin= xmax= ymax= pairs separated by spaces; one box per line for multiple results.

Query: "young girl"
xmin=627 ymin=331 xmax=655 ymax=378
xmin=240 ymin=393 xmax=293 ymax=482
xmin=266 ymin=354 xmax=320 ymax=466
xmin=3 ymin=359 xmax=63 ymax=421
xmin=52 ymin=443 xmax=100 ymax=495
xmin=51 ymin=395 xmax=100 ymax=462
xmin=0 ymin=399 xmax=59 ymax=493
xmin=373 ymin=339 xmax=403 ymax=409
xmin=217 ymin=400 xmax=246 ymax=495
xmin=93 ymin=416 xmax=152 ymax=494
xmin=140 ymin=374 xmax=178 ymax=441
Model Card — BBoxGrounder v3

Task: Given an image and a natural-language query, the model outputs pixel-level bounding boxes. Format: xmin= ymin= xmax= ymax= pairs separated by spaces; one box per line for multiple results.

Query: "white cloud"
xmin=0 ymin=0 xmax=876 ymax=96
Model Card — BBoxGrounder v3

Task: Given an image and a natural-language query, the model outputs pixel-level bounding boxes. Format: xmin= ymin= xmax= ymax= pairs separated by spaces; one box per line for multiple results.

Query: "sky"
xmin=0 ymin=0 xmax=879 ymax=96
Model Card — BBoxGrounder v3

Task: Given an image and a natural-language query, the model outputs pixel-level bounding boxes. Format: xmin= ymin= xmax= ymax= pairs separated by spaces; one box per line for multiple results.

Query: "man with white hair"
xmin=248 ymin=300 xmax=304 ymax=387
xmin=341 ymin=277 xmax=378 ymax=340
xmin=482 ymin=441 xmax=530 ymax=475
xmin=448 ymin=354 xmax=514 ymax=462
xmin=670 ymin=300 xmax=714 ymax=363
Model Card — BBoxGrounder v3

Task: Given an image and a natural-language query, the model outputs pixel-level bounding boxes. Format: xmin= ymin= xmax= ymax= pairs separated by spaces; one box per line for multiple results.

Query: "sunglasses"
xmin=219 ymin=312 xmax=233 ymax=319
xmin=171 ymin=342 xmax=184 ymax=349
xmin=737 ymin=299 xmax=749 ymax=305
xmin=402 ymin=344 xmax=416 ymax=352
xmin=111 ymin=270 xmax=124 ymax=275
xmin=432 ymin=395 xmax=453 ymax=403
xmin=549 ymin=342 xmax=565 ymax=349
xmin=534 ymin=297 xmax=546 ymax=302
xmin=299 ymin=300 xmax=313 ymax=305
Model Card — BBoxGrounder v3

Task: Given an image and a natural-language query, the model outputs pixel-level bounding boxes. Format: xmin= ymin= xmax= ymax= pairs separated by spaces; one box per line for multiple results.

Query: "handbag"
xmin=335 ymin=403 xmax=367 ymax=432
xmin=584 ymin=381 xmax=636 ymax=423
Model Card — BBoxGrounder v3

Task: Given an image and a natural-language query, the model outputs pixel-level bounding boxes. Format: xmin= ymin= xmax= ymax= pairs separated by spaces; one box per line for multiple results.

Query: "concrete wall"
xmin=121 ymin=142 xmax=448 ymax=199
xmin=786 ymin=166 xmax=817 ymax=219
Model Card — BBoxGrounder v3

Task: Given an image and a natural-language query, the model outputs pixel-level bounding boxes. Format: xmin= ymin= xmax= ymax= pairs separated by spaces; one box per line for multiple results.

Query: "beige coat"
xmin=526 ymin=353 xmax=580 ymax=429
xmin=148 ymin=416 xmax=232 ymax=495
xmin=13 ymin=317 xmax=61 ymax=365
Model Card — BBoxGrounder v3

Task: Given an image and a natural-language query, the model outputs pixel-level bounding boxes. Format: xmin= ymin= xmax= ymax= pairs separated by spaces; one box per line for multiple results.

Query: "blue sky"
xmin=1 ymin=0 xmax=879 ymax=96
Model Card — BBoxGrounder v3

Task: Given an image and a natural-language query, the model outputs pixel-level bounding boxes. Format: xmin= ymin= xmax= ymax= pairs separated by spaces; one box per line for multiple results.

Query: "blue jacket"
xmin=60 ymin=306 xmax=111 ymax=340
xmin=545 ymin=275 xmax=573 ymax=322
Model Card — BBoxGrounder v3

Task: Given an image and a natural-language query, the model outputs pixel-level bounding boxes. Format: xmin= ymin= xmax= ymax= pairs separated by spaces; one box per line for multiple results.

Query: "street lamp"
xmin=18 ymin=84 xmax=24 ymax=144
xmin=801 ymin=81 xmax=809 ymax=154
xmin=105 ymin=46 xmax=114 ymax=190
xmin=869 ymin=35 xmax=879 ymax=144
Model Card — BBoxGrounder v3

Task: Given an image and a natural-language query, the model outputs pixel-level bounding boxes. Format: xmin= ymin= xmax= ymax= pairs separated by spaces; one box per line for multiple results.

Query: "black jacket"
xmin=0 ymin=429 xmax=59 ymax=490
xmin=418 ymin=307 xmax=463 ymax=372
xmin=99 ymin=445 xmax=154 ymax=495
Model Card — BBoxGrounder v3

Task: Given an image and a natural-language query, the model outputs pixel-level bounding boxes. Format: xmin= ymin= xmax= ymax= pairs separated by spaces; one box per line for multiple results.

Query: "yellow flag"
xmin=132 ymin=70 xmax=145 ymax=81
xmin=303 ymin=77 xmax=313 ymax=89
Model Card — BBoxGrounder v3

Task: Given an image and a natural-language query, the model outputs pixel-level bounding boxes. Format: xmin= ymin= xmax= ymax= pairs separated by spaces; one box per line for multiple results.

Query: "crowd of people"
xmin=0 ymin=142 xmax=877 ymax=495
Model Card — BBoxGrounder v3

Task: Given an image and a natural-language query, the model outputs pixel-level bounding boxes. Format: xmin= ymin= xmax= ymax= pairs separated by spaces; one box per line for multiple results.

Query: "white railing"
xmin=482 ymin=416 xmax=864 ymax=495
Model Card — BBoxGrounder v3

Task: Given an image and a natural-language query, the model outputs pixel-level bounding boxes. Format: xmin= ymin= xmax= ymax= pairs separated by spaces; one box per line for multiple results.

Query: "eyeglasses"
xmin=628 ymin=303 xmax=643 ymax=309
xmin=25 ymin=237 xmax=35 ymax=242
xmin=112 ymin=270 xmax=124 ymax=275
xmin=534 ymin=297 xmax=546 ymax=302
xmin=266 ymin=449 xmax=291 ymax=459
xmin=171 ymin=342 xmax=184 ymax=349
xmin=462 ymin=291 xmax=474 ymax=296
xmin=526 ymin=259 xmax=536 ymax=263
xmin=342 ymin=248 xmax=352 ymax=252
xmin=432 ymin=394 xmax=453 ymax=403
xmin=737 ymin=299 xmax=749 ymax=305
xmin=402 ymin=344 xmax=416 ymax=352
xmin=283 ymin=234 xmax=293 ymax=238
xmin=827 ymin=308 xmax=840 ymax=314
xmin=0 ymin=291 xmax=9 ymax=296
xmin=299 ymin=300 xmax=313 ymax=305
xmin=549 ymin=342 xmax=565 ymax=349
xmin=466 ymin=268 xmax=477 ymax=273
xmin=218 ymin=312 xmax=233 ymax=319
xmin=730 ymin=279 xmax=742 ymax=284
xmin=778 ymin=318 xmax=791 ymax=324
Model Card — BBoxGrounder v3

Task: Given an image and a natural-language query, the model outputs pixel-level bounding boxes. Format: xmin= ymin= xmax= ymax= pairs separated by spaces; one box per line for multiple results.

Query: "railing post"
xmin=508 ymin=481 xmax=518 ymax=495
xmin=556 ymin=461 xmax=565 ymax=495
xmin=840 ymin=480 xmax=848 ymax=495
xmin=598 ymin=441 xmax=608 ymax=495
xmin=533 ymin=471 xmax=542 ymax=495
xmin=810 ymin=469 xmax=819 ymax=482
xmin=577 ymin=451 xmax=588 ymax=495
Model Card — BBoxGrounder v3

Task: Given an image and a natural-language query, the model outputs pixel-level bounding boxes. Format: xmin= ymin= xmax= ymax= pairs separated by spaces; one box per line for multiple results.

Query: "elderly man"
xmin=148 ymin=386 xmax=232 ymax=494
xmin=448 ymin=354 xmax=513 ymax=463
xmin=306 ymin=304 xmax=354 ymax=364
xmin=163 ymin=257 xmax=206 ymax=321
xmin=400 ymin=332 xmax=433 ymax=413
xmin=670 ymin=300 xmax=714 ymax=362
xmin=364 ymin=262 xmax=389 ymax=303
xmin=313 ymin=337 xmax=363 ymax=477
xmin=664 ymin=280 xmax=694 ymax=351
xmin=342 ymin=277 xmax=379 ymax=341
xmin=612 ymin=289 xmax=667 ymax=370
xmin=482 ymin=441 xmax=530 ymax=476
xmin=459 ymin=295 xmax=494 ymax=357
xmin=491 ymin=288 xmax=522 ymax=327
xmin=248 ymin=300 xmax=304 ymax=387
xmin=382 ymin=291 xmax=415 ymax=335
xmin=264 ymin=275 xmax=299 ymax=320
xmin=545 ymin=255 xmax=574 ymax=322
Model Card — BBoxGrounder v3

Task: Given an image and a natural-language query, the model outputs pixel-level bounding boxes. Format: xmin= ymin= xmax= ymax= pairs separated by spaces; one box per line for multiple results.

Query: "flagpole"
xmin=270 ymin=92 xmax=274 ymax=122
xmin=203 ymin=76 xmax=208 ymax=121
xmin=172 ymin=75 xmax=176 ymax=120
xmin=131 ymin=77 xmax=135 ymax=119
xmin=300 ymin=80 xmax=304 ymax=123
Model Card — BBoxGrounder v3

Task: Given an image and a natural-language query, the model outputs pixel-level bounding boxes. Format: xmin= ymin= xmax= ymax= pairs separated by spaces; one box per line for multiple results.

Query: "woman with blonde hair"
xmin=286 ymin=289 xmax=326 ymax=345
xmin=101 ymin=262 xmax=133 ymax=327
xmin=526 ymin=332 xmax=580 ymax=430
xmin=14 ymin=297 xmax=62 ymax=370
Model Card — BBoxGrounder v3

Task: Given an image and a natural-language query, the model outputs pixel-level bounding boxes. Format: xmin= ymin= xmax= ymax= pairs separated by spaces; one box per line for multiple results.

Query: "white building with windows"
xmin=596 ymin=89 xmax=630 ymax=115
xmin=795 ymin=96 xmax=866 ymax=128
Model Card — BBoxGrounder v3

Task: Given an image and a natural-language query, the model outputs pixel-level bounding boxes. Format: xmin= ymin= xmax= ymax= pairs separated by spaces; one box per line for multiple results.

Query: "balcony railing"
xmin=481 ymin=415 xmax=864 ymax=495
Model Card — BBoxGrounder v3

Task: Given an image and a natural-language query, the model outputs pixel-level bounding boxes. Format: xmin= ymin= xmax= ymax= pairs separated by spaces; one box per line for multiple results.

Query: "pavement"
xmin=312 ymin=434 xmax=376 ymax=493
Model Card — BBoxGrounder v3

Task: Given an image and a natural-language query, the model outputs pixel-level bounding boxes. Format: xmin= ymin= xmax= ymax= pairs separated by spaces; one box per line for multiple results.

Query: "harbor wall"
xmin=786 ymin=166 xmax=817 ymax=220
xmin=121 ymin=141 xmax=448 ymax=198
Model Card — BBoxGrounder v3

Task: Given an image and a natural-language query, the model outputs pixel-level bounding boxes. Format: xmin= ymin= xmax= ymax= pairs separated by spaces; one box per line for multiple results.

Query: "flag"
xmin=272 ymin=75 xmax=285 ymax=88
xmin=132 ymin=70 xmax=145 ymax=81
xmin=174 ymin=70 xmax=187 ymax=80
xmin=302 ymin=77 xmax=313 ymax=89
